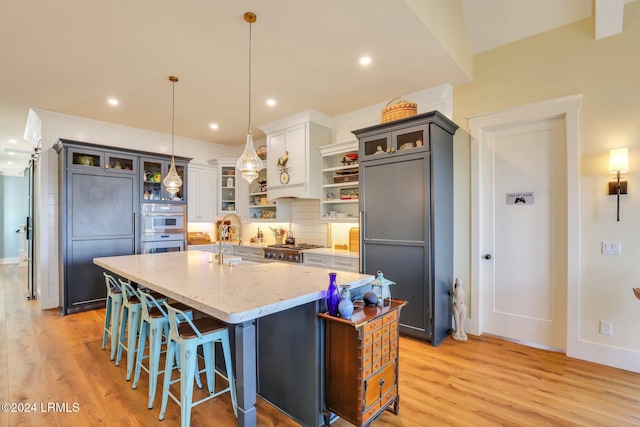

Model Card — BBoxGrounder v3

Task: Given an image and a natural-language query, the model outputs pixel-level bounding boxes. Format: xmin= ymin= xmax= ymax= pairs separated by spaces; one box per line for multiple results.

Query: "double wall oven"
xmin=140 ymin=204 xmax=186 ymax=253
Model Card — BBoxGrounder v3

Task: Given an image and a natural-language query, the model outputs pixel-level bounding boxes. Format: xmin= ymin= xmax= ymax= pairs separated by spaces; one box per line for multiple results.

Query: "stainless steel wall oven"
xmin=140 ymin=204 xmax=186 ymax=254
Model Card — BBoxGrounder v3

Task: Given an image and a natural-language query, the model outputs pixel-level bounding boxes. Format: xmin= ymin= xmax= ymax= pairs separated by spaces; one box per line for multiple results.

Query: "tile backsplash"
xmin=288 ymin=199 xmax=328 ymax=246
xmin=188 ymin=199 xmax=358 ymax=248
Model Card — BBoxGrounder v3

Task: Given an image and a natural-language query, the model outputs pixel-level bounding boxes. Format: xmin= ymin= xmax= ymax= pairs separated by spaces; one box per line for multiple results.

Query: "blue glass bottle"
xmin=326 ymin=272 xmax=340 ymax=316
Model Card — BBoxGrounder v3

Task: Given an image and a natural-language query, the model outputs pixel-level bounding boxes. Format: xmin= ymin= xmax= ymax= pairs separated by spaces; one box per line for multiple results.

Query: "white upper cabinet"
xmin=259 ymin=109 xmax=332 ymax=200
xmin=187 ymin=164 xmax=217 ymax=222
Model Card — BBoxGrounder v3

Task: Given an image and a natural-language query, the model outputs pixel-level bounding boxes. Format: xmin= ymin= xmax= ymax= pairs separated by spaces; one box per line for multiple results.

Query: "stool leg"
xmin=116 ymin=305 xmax=129 ymax=366
xmin=158 ymin=339 xmax=176 ymax=421
xmin=110 ymin=296 xmax=122 ymax=361
xmin=132 ymin=319 xmax=148 ymax=390
xmin=126 ymin=308 xmax=141 ymax=380
xmin=202 ymin=341 xmax=215 ymax=394
xmin=180 ymin=343 xmax=197 ymax=427
xmin=147 ymin=321 xmax=164 ymax=409
xmin=221 ymin=334 xmax=238 ymax=417
xmin=102 ymin=294 xmax=112 ymax=350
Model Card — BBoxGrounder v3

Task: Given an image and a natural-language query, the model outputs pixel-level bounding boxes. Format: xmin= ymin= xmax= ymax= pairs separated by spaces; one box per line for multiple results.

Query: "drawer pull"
xmin=379 ymin=378 xmax=385 ymax=386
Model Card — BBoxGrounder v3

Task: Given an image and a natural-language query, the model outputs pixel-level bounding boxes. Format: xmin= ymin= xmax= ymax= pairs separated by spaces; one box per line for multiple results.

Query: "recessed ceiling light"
xmin=9 ymin=139 xmax=17 ymax=144
xmin=360 ymin=56 xmax=372 ymax=66
xmin=8 ymin=161 xmax=13 ymax=164
xmin=210 ymin=123 xmax=219 ymax=130
xmin=266 ymin=99 xmax=276 ymax=107
xmin=107 ymin=98 xmax=119 ymax=106
xmin=7 ymin=151 xmax=14 ymax=155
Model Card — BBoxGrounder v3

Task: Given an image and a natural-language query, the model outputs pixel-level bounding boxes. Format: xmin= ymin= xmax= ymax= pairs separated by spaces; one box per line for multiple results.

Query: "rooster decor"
xmin=278 ymin=151 xmax=289 ymax=170
xmin=278 ymin=151 xmax=290 ymax=184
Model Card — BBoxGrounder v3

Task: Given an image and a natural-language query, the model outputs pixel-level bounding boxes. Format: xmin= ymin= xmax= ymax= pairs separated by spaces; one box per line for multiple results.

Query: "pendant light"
xmin=236 ymin=11 xmax=264 ymax=184
xmin=163 ymin=75 xmax=183 ymax=197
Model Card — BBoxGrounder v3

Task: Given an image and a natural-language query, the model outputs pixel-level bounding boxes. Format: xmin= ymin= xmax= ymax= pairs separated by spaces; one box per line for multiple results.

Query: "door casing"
xmin=468 ymin=95 xmax=581 ymax=353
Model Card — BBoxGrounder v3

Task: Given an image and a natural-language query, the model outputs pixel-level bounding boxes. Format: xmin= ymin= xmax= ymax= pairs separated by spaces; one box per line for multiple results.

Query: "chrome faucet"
xmin=217 ymin=213 xmax=242 ymax=264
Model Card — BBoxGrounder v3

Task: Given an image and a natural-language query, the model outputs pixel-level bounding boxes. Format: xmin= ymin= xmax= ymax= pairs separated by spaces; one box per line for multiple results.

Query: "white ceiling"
xmin=0 ymin=0 xmax=625 ymax=175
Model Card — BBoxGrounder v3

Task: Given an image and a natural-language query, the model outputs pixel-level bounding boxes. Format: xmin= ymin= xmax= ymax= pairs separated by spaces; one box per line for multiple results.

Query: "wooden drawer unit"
xmin=318 ymin=299 xmax=406 ymax=427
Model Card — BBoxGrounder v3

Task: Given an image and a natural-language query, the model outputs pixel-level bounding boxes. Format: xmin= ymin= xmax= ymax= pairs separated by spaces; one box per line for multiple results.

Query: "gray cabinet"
xmin=55 ymin=139 xmax=190 ymax=314
xmin=57 ymin=140 xmax=139 ymax=314
xmin=353 ymin=111 xmax=458 ymax=345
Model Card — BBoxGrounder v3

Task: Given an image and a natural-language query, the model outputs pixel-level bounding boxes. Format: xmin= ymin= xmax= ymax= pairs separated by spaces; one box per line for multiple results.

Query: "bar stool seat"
xmin=133 ymin=288 xmax=198 ymax=409
xmin=159 ymin=303 xmax=238 ymax=427
xmin=102 ymin=272 xmax=123 ymax=361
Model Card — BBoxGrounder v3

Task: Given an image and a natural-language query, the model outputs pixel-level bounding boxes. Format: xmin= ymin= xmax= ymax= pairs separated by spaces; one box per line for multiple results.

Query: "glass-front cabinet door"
xmin=141 ymin=157 xmax=185 ymax=203
xmin=219 ymin=165 xmax=237 ymax=214
xmin=359 ymin=123 xmax=430 ymax=162
xmin=105 ymin=152 xmax=136 ymax=174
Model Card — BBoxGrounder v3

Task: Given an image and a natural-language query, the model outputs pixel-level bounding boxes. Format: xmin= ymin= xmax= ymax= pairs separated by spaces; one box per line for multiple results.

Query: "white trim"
xmin=468 ymin=94 xmax=581 ymax=351
xmin=0 ymin=257 xmax=20 ymax=265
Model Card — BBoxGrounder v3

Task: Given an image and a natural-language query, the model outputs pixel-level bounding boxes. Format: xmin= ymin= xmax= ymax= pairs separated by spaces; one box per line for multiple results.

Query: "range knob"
xmin=264 ymin=253 xmax=269 ymax=259
xmin=277 ymin=254 xmax=283 ymax=260
xmin=293 ymin=255 xmax=299 ymax=262
xmin=286 ymin=255 xmax=293 ymax=261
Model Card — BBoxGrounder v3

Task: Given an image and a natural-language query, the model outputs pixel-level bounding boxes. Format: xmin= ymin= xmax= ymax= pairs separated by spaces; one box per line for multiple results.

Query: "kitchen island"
xmin=94 ymin=250 xmax=373 ymax=427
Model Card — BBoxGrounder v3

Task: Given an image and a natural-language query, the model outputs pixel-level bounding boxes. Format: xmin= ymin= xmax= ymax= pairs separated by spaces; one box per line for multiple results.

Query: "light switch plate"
xmin=602 ymin=241 xmax=621 ymax=255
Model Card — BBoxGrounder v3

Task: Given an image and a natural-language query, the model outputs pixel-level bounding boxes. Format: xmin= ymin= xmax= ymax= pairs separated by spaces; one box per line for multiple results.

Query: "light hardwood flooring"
xmin=2 ymin=264 xmax=640 ymax=426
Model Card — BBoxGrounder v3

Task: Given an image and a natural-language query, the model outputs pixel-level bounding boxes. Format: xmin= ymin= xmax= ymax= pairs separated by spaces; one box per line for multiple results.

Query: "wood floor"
xmin=2 ymin=264 xmax=640 ymax=427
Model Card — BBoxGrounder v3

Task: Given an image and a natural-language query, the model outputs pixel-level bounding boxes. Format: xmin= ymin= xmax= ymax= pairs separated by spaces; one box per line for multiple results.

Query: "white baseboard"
xmin=0 ymin=257 xmax=19 ymax=264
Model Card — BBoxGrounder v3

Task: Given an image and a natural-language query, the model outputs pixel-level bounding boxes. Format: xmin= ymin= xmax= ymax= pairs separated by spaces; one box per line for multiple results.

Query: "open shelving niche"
xmin=319 ymin=140 xmax=359 ymax=223
xmin=245 ymin=147 xmax=289 ymax=222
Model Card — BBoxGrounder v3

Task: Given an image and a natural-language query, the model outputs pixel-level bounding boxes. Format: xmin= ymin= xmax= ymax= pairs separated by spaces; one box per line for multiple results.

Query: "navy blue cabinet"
xmin=353 ymin=111 xmax=458 ymax=345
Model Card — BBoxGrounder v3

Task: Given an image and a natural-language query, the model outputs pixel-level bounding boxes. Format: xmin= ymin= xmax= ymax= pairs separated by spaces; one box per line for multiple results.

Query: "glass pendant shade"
xmin=237 ymin=131 xmax=263 ymax=184
xmin=164 ymin=157 xmax=183 ymax=196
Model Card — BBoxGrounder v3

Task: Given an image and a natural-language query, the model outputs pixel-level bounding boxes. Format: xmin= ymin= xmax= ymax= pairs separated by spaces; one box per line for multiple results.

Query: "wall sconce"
xmin=608 ymin=147 xmax=629 ymax=221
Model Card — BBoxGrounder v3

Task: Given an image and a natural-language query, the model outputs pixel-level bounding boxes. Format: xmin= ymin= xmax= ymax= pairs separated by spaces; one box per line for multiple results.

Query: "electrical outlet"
xmin=600 ymin=320 xmax=613 ymax=336
xmin=602 ymin=241 xmax=621 ymax=255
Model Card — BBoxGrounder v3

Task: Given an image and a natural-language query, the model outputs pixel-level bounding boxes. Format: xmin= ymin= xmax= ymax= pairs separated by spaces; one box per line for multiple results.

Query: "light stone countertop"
xmin=94 ymin=250 xmax=373 ymax=324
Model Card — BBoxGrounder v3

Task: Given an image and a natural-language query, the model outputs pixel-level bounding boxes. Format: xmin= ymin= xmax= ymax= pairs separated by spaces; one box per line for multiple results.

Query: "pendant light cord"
xmin=248 ymin=18 xmax=252 ymax=134
xmin=172 ymin=78 xmax=175 ymax=156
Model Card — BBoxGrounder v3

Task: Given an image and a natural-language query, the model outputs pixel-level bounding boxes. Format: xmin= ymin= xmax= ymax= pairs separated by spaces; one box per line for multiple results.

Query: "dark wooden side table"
xmin=318 ymin=298 xmax=407 ymax=426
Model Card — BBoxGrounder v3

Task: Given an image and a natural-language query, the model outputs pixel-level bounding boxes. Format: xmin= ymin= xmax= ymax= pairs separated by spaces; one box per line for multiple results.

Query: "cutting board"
xmin=349 ymin=227 xmax=359 ymax=253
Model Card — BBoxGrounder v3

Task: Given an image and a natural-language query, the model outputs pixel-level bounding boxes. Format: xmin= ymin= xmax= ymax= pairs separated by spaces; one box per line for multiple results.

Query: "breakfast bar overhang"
xmin=94 ymin=250 xmax=373 ymax=427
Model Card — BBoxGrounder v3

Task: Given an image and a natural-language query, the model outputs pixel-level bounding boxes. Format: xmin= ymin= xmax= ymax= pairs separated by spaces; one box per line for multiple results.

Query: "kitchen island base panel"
xmin=257 ymin=300 xmax=325 ymax=427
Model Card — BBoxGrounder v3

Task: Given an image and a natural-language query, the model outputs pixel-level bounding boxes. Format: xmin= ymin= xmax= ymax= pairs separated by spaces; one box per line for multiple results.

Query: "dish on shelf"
xmin=341 ymin=152 xmax=358 ymax=166
xmin=76 ymin=155 xmax=95 ymax=166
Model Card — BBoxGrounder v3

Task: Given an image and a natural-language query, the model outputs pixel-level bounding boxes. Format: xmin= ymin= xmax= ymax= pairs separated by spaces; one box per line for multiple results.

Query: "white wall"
xmin=454 ymin=2 xmax=640 ymax=372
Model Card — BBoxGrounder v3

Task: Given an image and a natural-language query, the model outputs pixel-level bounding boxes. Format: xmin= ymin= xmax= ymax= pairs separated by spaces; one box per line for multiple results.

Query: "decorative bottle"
xmin=326 ymin=272 xmax=340 ymax=316
xmin=338 ymin=284 xmax=354 ymax=319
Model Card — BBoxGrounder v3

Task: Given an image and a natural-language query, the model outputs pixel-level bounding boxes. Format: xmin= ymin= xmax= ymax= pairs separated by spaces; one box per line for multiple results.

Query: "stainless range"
xmin=263 ymin=243 xmax=323 ymax=263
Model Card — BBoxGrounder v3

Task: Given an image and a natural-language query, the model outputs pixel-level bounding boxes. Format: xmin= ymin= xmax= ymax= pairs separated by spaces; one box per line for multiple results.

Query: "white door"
xmin=481 ymin=117 xmax=567 ymax=349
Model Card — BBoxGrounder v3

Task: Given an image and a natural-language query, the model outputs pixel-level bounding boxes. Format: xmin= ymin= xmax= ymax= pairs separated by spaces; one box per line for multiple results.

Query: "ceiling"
xmin=0 ymin=0 xmax=623 ymax=175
